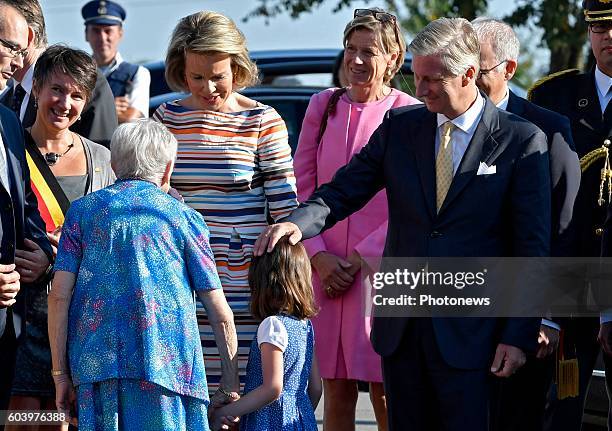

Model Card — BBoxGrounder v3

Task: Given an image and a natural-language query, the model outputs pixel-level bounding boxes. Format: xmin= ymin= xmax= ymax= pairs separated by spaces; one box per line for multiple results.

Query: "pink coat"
xmin=294 ymin=88 xmax=420 ymax=381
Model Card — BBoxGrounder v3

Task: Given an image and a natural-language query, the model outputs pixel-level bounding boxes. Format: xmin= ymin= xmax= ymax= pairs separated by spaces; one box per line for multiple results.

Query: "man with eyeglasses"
xmin=529 ymin=1 xmax=612 ymax=429
xmin=0 ymin=0 xmax=118 ymax=148
xmin=0 ymin=2 xmax=26 ymax=90
xmin=472 ymin=17 xmax=581 ymax=431
xmin=0 ymin=0 xmax=52 ymax=424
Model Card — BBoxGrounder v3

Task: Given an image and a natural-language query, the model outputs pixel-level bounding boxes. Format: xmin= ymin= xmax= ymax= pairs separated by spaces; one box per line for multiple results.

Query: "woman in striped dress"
xmin=153 ymin=11 xmax=298 ymax=406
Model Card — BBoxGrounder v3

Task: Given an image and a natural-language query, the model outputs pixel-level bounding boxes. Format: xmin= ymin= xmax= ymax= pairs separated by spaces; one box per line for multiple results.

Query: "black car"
xmin=144 ymin=48 xmax=415 ymax=98
xmin=145 ymin=48 xmax=416 ymax=153
xmin=145 ymin=49 xmax=526 ymax=152
xmin=149 ymin=86 xmax=316 ymax=154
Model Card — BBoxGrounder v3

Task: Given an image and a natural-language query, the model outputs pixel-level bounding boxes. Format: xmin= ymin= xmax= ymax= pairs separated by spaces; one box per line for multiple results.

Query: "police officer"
xmin=529 ymin=0 xmax=612 ymax=429
xmin=82 ymin=0 xmax=150 ymax=123
xmin=0 ymin=0 xmax=118 ymax=148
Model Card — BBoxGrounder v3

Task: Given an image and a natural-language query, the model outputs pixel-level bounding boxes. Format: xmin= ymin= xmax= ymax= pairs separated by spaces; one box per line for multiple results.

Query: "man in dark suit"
xmin=0 ymin=0 xmax=118 ymax=147
xmin=473 ymin=17 xmax=581 ymax=431
xmin=529 ymin=1 xmax=612 ymax=429
xmin=0 ymin=0 xmax=51 ymax=417
xmin=255 ymin=17 xmax=551 ymax=431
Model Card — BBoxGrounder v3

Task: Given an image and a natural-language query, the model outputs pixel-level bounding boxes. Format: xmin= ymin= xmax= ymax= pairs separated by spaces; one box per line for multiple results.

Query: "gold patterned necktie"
xmin=436 ymin=121 xmax=455 ymax=212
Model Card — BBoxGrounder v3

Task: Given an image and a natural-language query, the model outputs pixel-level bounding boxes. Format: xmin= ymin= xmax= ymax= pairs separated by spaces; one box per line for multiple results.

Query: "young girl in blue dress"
xmin=211 ymin=238 xmax=322 ymax=431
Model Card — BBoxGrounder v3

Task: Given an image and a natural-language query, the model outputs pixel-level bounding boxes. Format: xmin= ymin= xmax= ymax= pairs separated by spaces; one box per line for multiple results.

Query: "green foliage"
xmin=505 ymin=0 xmax=587 ymax=73
xmin=243 ymin=0 xmax=396 ymax=22
xmin=400 ymin=0 xmax=488 ymax=34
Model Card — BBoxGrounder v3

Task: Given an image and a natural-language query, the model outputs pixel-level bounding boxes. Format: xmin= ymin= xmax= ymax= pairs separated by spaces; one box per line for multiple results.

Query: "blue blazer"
xmin=506 ymin=90 xmax=580 ymax=257
xmin=0 ymin=105 xmax=51 ymax=337
xmin=285 ymin=96 xmax=551 ymax=369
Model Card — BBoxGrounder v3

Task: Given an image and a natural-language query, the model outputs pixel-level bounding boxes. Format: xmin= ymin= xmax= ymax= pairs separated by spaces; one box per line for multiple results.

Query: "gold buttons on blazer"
xmin=595 ymin=228 xmax=604 ymax=236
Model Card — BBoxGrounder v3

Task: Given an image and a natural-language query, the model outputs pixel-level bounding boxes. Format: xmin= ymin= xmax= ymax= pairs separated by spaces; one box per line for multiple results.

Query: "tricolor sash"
xmin=24 ymin=133 xmax=70 ymax=232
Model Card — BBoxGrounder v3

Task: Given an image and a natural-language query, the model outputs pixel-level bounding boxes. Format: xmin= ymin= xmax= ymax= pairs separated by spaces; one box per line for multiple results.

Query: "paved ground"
xmin=313 ymin=393 xmax=608 ymax=431
xmin=314 ymin=392 xmax=379 ymax=431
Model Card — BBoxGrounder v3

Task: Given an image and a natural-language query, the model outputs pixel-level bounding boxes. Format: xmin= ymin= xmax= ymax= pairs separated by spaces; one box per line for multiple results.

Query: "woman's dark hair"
xmin=33 ymin=44 xmax=97 ymax=101
xmin=332 ymin=49 xmax=345 ymax=88
xmin=249 ymin=237 xmax=318 ymax=321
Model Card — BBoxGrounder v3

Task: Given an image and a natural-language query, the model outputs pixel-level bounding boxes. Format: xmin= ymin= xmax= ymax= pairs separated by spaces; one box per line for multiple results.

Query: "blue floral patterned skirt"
xmin=76 ymin=378 xmax=209 ymax=431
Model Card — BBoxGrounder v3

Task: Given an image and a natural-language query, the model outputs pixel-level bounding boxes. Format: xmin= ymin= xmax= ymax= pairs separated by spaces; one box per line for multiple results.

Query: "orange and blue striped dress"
xmin=153 ymin=100 xmax=298 ymax=392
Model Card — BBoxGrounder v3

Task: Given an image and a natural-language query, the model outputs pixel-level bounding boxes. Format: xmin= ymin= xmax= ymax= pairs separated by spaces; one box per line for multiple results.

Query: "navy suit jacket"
xmin=285 ymin=96 xmax=551 ymax=369
xmin=0 ymin=105 xmax=51 ymax=338
xmin=506 ymin=90 xmax=580 ymax=256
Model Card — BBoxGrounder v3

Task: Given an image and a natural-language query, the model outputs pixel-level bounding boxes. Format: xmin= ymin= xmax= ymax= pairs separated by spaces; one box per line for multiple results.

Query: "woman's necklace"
xmin=44 ymin=133 xmax=75 ymax=166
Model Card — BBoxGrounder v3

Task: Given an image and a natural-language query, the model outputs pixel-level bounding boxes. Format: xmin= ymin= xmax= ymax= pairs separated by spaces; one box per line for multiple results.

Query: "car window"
xmin=255 ymin=98 xmax=309 ymax=155
xmin=261 ymin=73 xmax=333 ymax=88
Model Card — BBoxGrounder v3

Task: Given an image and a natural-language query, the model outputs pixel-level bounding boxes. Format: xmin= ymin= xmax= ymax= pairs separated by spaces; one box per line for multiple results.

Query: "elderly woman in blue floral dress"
xmin=47 ymin=119 xmax=239 ymax=430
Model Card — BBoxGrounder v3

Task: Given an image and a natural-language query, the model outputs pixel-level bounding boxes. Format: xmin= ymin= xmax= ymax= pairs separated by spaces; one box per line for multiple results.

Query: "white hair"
xmin=472 ymin=17 xmax=520 ymax=68
xmin=110 ymin=119 xmax=178 ymax=183
xmin=408 ymin=17 xmax=480 ymax=76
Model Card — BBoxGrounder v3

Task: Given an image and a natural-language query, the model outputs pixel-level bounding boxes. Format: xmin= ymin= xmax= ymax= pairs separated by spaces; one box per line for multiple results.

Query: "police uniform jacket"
xmin=530 ymin=67 xmax=612 ymax=257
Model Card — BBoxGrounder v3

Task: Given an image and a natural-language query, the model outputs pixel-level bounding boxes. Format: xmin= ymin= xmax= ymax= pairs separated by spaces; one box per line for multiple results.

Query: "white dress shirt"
xmin=435 ymin=91 xmax=485 ymax=174
xmin=99 ymin=52 xmax=151 ymax=118
xmin=495 ymin=90 xmax=510 ymax=111
xmin=16 ymin=64 xmax=33 ymax=122
xmin=0 ymin=133 xmax=10 ymax=194
xmin=595 ymin=65 xmax=612 ymax=114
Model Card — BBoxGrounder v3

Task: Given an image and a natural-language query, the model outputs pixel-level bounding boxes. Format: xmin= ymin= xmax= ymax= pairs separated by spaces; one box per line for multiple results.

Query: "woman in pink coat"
xmin=293 ymin=8 xmax=420 ymax=431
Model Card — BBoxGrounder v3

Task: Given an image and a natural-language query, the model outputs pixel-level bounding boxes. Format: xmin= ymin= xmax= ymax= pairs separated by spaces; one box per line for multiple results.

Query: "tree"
xmin=245 ymin=0 xmax=590 ymax=75
xmin=399 ymin=1 xmax=488 ymax=34
xmin=243 ymin=0 xmax=391 ymax=22
xmin=505 ymin=0 xmax=587 ymax=73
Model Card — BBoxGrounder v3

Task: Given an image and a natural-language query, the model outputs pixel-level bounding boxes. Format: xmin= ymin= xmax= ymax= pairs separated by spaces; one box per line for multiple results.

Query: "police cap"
xmin=81 ymin=0 xmax=125 ymax=26
xmin=583 ymin=0 xmax=612 ymax=22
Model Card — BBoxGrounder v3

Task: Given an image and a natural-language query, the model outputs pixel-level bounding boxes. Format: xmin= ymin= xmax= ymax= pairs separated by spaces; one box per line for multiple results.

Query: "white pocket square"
xmin=477 ymin=162 xmax=496 ymax=176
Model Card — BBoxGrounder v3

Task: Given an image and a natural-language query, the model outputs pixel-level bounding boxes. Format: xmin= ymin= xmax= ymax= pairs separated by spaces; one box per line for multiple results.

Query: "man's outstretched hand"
xmin=253 ymin=222 xmax=302 ymax=256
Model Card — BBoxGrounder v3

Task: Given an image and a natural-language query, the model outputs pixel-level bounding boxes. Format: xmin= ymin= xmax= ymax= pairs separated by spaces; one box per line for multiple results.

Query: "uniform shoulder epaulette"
xmin=527 ymin=69 xmax=581 ymax=101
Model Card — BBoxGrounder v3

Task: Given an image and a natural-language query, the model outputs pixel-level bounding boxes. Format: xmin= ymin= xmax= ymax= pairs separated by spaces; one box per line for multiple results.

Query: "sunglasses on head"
xmin=353 ymin=9 xmax=401 ymax=63
xmin=354 ymin=8 xmax=397 ymax=23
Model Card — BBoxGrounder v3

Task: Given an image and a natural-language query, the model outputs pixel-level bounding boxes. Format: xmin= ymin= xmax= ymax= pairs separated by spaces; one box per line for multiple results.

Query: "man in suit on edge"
xmin=0 ymin=0 xmax=51 ymax=418
xmin=254 ymin=17 xmax=551 ymax=431
xmin=472 ymin=17 xmax=581 ymax=431
xmin=0 ymin=0 xmax=118 ymax=147
xmin=529 ymin=1 xmax=612 ymax=429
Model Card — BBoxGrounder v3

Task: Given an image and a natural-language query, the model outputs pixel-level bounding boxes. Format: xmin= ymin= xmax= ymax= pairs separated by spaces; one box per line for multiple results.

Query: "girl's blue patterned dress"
xmin=240 ymin=315 xmax=317 ymax=431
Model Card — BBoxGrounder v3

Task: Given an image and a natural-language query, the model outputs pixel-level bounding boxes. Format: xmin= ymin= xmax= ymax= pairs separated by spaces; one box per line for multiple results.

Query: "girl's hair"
xmin=249 ymin=238 xmax=318 ymax=321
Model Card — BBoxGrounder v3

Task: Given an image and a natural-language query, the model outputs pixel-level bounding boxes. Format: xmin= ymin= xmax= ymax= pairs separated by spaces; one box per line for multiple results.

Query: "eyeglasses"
xmin=590 ymin=22 xmax=612 ymax=34
xmin=478 ymin=60 xmax=507 ymax=78
xmin=353 ymin=9 xmax=401 ymax=63
xmin=0 ymin=37 xmax=27 ymax=59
